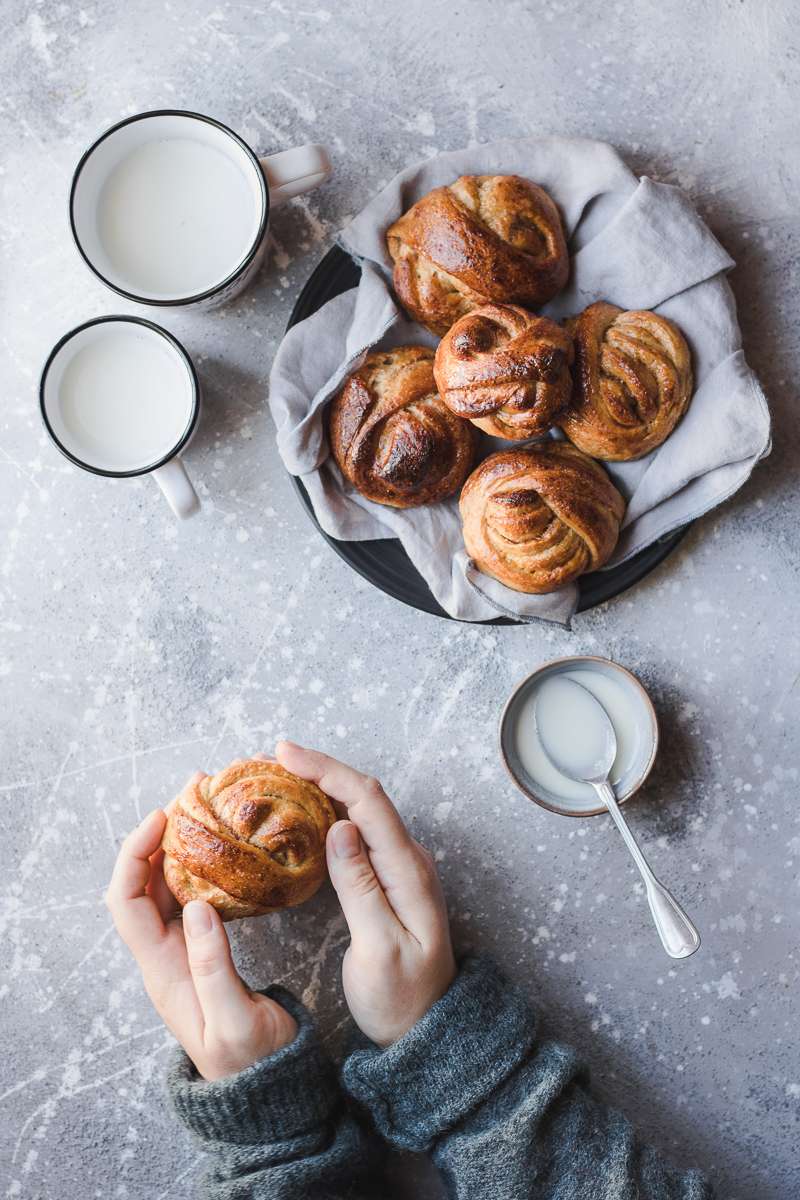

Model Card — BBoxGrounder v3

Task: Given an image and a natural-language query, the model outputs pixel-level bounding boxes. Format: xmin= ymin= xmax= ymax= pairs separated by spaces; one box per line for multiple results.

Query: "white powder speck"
xmin=713 ymin=972 xmax=740 ymax=1000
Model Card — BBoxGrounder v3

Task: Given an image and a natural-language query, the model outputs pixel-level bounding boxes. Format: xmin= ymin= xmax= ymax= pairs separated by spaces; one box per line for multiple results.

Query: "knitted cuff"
xmin=167 ymin=986 xmax=340 ymax=1146
xmin=342 ymin=955 xmax=537 ymax=1152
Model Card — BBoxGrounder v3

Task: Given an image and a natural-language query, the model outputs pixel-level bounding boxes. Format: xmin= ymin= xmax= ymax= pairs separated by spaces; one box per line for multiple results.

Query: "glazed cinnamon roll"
xmin=434 ymin=304 xmax=573 ymax=439
xmin=460 ymin=441 xmax=625 ymax=593
xmin=328 ymin=345 xmax=476 ymax=508
xmin=162 ymin=759 xmax=335 ymax=921
xmin=387 ymin=175 xmax=569 ymax=336
xmin=559 ymin=301 xmax=693 ymax=460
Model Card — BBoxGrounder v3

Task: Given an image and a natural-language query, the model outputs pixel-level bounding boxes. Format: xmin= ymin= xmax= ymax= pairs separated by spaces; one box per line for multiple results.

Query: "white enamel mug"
xmin=40 ymin=317 xmax=201 ymax=518
xmin=69 ymin=110 xmax=331 ymax=308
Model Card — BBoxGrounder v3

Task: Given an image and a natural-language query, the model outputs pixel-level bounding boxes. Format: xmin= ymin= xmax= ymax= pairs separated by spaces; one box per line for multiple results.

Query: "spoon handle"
xmin=593 ymin=782 xmax=701 ymax=960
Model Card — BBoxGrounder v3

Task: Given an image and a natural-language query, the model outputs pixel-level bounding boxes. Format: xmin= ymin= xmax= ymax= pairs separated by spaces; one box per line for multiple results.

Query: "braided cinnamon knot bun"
xmin=559 ymin=301 xmax=693 ymax=460
xmin=460 ymin=441 xmax=625 ymax=593
xmin=328 ymin=345 xmax=476 ymax=508
xmin=387 ymin=175 xmax=569 ymax=336
xmin=434 ymin=304 xmax=573 ymax=440
xmin=162 ymin=759 xmax=335 ymax=920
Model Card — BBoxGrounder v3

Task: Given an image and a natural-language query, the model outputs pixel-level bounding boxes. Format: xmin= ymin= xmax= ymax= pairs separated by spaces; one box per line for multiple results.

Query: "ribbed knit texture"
xmin=167 ymin=986 xmax=340 ymax=1144
xmin=165 ymin=961 xmax=712 ymax=1199
xmin=166 ymin=984 xmax=378 ymax=1198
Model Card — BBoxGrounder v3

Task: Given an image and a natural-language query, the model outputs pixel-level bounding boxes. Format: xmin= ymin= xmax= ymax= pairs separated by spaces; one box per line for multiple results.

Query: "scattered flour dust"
xmin=712 ymin=972 xmax=741 ymax=1000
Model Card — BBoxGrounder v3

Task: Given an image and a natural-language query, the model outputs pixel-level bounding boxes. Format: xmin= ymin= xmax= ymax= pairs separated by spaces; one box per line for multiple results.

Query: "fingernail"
xmin=183 ymin=901 xmax=213 ymax=936
xmin=331 ymin=821 xmax=360 ymax=859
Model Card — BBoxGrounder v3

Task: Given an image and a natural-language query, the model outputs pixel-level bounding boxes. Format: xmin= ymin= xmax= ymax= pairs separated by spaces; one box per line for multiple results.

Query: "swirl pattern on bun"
xmin=162 ymin=759 xmax=335 ymax=921
xmin=387 ymin=175 xmax=569 ymax=335
xmin=434 ymin=303 xmax=573 ymax=439
xmin=459 ymin=441 xmax=625 ymax=593
xmin=328 ymin=345 xmax=476 ymax=508
xmin=559 ymin=301 xmax=693 ymax=460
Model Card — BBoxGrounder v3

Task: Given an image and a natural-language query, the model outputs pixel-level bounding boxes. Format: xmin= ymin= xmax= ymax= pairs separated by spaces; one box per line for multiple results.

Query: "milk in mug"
xmin=95 ymin=137 xmax=262 ymax=300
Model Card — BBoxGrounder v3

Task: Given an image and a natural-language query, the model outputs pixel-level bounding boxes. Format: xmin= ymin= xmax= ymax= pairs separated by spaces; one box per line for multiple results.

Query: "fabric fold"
xmin=545 ymin=178 xmax=734 ymax=319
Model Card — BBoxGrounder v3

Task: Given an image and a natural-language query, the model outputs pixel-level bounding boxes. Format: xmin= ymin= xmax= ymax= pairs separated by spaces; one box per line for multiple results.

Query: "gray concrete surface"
xmin=1 ymin=1 xmax=798 ymax=1196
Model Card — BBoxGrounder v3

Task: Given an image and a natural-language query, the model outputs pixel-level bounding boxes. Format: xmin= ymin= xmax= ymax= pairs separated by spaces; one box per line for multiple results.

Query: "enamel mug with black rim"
xmin=69 ymin=109 xmax=331 ymax=308
xmin=40 ymin=317 xmax=203 ymax=519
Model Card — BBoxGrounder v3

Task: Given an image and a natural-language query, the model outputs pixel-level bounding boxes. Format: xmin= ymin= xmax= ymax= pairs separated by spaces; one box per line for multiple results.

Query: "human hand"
xmin=276 ymin=741 xmax=456 ymax=1047
xmin=106 ymin=774 xmax=297 ymax=1082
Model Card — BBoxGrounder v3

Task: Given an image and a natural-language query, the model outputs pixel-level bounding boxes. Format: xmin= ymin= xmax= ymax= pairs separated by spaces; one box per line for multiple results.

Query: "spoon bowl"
xmin=534 ymin=675 xmax=617 ymax=783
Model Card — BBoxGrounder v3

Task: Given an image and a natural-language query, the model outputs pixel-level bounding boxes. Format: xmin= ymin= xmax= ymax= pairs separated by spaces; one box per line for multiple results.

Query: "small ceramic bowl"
xmin=499 ymin=655 xmax=659 ymax=818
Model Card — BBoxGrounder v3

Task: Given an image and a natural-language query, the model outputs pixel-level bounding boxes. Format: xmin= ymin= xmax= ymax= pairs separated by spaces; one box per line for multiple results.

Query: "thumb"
xmin=183 ymin=900 xmax=251 ymax=1026
xmin=327 ymin=821 xmax=398 ymax=949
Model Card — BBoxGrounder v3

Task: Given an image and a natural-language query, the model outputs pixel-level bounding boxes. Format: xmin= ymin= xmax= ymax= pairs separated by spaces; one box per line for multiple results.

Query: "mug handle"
xmin=152 ymin=456 xmax=200 ymax=519
xmin=259 ymin=144 xmax=332 ymax=208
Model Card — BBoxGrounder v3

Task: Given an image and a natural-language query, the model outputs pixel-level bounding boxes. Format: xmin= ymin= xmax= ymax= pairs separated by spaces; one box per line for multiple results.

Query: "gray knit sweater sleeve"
xmin=343 ymin=956 xmax=713 ymax=1200
xmin=166 ymin=985 xmax=379 ymax=1199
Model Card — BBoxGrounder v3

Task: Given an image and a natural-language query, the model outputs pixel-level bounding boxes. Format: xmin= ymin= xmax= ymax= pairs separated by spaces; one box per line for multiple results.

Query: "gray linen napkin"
xmin=269 ymin=136 xmax=771 ymax=625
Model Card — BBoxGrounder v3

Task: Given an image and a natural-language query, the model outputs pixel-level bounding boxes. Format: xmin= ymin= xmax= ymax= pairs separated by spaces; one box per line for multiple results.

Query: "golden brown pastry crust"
xmin=559 ymin=301 xmax=693 ymax=460
xmin=459 ymin=441 xmax=625 ymax=594
xmin=328 ymin=345 xmax=476 ymax=508
xmin=162 ymin=759 xmax=336 ymax=921
xmin=387 ymin=175 xmax=569 ymax=336
xmin=434 ymin=304 xmax=573 ymax=440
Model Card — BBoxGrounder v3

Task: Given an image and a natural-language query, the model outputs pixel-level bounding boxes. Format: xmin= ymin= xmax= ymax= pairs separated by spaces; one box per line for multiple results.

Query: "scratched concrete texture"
xmin=1 ymin=1 xmax=798 ymax=1197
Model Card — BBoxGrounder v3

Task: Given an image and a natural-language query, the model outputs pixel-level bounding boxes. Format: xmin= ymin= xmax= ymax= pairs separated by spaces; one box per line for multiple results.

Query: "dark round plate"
xmin=285 ymin=245 xmax=688 ymax=623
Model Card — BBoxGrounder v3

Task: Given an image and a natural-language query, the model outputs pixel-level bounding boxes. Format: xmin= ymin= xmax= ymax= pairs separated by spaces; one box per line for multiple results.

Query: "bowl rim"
xmin=498 ymin=654 xmax=659 ymax=818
